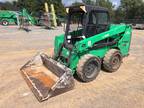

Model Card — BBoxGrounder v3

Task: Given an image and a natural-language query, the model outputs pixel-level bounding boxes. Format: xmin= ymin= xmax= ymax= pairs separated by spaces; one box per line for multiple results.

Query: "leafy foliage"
xmin=98 ymin=0 xmax=115 ymax=21
xmin=0 ymin=0 xmax=144 ymax=21
xmin=120 ymin=0 xmax=144 ymax=19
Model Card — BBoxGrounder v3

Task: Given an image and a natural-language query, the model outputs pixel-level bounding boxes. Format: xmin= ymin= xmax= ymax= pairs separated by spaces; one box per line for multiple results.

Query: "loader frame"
xmin=54 ymin=5 xmax=132 ymax=74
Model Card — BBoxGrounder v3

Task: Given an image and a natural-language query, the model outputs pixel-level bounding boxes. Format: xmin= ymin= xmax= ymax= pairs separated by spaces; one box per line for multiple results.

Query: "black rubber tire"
xmin=2 ymin=20 xmax=9 ymax=26
xmin=76 ymin=54 xmax=101 ymax=82
xmin=103 ymin=49 xmax=122 ymax=72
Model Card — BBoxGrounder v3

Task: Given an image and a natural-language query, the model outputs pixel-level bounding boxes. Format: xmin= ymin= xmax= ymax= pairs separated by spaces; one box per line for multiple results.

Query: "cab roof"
xmin=66 ymin=4 xmax=108 ymax=13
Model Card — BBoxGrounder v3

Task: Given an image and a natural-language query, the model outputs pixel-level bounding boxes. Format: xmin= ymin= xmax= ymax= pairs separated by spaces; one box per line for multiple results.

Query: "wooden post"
xmin=45 ymin=2 xmax=49 ymax=13
xmin=51 ymin=4 xmax=57 ymax=27
xmin=44 ymin=2 xmax=51 ymax=28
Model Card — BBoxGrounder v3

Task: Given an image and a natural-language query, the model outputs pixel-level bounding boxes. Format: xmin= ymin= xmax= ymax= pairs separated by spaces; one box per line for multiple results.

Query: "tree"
xmin=16 ymin=0 xmax=66 ymax=17
xmin=83 ymin=0 xmax=96 ymax=5
xmin=16 ymin=0 xmax=44 ymax=15
xmin=114 ymin=6 xmax=125 ymax=23
xmin=49 ymin=0 xmax=66 ymax=16
xmin=99 ymin=0 xmax=114 ymax=20
xmin=0 ymin=0 xmax=116 ymax=20
xmin=0 ymin=2 xmax=14 ymax=10
xmin=120 ymin=0 xmax=144 ymax=19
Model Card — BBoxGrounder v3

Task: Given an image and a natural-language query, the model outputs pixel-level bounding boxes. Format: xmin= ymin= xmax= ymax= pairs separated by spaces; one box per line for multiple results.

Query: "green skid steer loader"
xmin=21 ymin=5 xmax=132 ymax=102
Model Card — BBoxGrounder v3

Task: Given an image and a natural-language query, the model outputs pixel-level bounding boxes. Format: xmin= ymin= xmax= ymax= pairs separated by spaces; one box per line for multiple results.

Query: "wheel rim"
xmin=3 ymin=21 xmax=8 ymax=25
xmin=84 ymin=60 xmax=98 ymax=79
xmin=111 ymin=55 xmax=120 ymax=70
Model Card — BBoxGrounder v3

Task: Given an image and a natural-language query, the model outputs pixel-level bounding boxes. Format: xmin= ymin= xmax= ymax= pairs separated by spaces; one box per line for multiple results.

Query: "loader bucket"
xmin=20 ymin=53 xmax=74 ymax=102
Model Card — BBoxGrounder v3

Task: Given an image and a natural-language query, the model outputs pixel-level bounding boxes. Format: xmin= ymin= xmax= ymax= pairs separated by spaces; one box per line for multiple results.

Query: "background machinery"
xmin=0 ymin=8 xmax=37 ymax=26
xmin=0 ymin=10 xmax=18 ymax=26
xmin=37 ymin=3 xmax=57 ymax=28
xmin=21 ymin=5 xmax=132 ymax=102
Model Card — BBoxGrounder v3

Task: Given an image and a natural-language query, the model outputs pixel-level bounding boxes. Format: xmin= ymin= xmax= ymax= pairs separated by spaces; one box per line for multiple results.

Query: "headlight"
xmin=67 ymin=35 xmax=71 ymax=39
xmin=68 ymin=40 xmax=71 ymax=43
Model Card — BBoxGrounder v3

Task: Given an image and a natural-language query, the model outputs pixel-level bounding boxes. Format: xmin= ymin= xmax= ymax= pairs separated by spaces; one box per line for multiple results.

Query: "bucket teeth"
xmin=20 ymin=53 xmax=74 ymax=102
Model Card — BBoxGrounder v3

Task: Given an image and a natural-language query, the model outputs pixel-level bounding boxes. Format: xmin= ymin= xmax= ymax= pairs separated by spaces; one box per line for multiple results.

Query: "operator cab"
xmin=64 ymin=5 xmax=110 ymax=49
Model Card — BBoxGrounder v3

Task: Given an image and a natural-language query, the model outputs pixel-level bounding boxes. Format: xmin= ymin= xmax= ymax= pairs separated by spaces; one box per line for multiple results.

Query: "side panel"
xmin=75 ymin=24 xmax=127 ymax=53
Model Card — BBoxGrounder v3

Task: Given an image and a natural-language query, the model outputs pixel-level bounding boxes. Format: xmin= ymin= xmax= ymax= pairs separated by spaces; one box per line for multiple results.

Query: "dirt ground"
xmin=0 ymin=25 xmax=144 ymax=108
